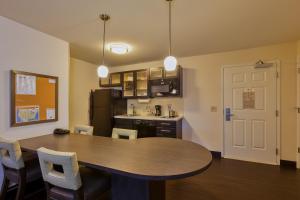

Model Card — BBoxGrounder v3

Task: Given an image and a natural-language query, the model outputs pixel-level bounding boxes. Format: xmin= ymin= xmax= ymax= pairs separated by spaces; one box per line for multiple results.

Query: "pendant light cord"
xmin=102 ymin=19 xmax=106 ymax=65
xmin=169 ymin=0 xmax=172 ymax=56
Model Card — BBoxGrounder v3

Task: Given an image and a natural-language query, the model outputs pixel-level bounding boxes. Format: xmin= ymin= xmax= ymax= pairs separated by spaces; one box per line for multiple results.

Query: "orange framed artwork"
xmin=10 ymin=70 xmax=58 ymax=127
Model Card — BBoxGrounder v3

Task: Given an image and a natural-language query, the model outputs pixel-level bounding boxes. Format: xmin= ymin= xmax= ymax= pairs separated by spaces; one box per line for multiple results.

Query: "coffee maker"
xmin=155 ymin=105 xmax=162 ymax=116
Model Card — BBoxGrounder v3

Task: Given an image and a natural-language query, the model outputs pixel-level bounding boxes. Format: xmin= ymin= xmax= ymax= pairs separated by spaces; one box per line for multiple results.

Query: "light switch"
xmin=211 ymin=106 xmax=217 ymax=112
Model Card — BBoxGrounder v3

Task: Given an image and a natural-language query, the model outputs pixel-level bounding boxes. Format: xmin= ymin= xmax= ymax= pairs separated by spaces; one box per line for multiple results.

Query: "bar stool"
xmin=112 ymin=128 xmax=138 ymax=140
xmin=37 ymin=147 xmax=110 ymax=200
xmin=74 ymin=125 xmax=94 ymax=136
xmin=0 ymin=138 xmax=42 ymax=200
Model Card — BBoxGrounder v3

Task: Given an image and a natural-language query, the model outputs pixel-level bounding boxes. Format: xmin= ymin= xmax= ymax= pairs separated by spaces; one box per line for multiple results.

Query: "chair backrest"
xmin=112 ymin=128 xmax=138 ymax=140
xmin=37 ymin=147 xmax=82 ymax=190
xmin=74 ymin=125 xmax=93 ymax=135
xmin=0 ymin=138 xmax=24 ymax=169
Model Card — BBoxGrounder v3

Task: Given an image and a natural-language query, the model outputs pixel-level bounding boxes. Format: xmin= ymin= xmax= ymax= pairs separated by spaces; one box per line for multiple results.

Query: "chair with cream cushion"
xmin=37 ymin=147 xmax=110 ymax=200
xmin=112 ymin=128 xmax=138 ymax=140
xmin=74 ymin=125 xmax=94 ymax=136
xmin=0 ymin=138 xmax=42 ymax=200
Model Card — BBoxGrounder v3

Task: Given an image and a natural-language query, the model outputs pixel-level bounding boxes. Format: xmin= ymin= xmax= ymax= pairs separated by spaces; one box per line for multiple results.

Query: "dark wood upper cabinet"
xmin=149 ymin=67 xmax=164 ymax=80
xmin=122 ymin=69 xmax=149 ymax=98
xmin=99 ymin=76 xmax=110 ymax=87
xmin=123 ymin=71 xmax=135 ymax=98
xmin=136 ymin=69 xmax=149 ymax=98
xmin=99 ymin=67 xmax=182 ymax=98
xmin=149 ymin=66 xmax=182 ymax=98
xmin=150 ymin=66 xmax=180 ymax=79
xmin=165 ymin=68 xmax=179 ymax=78
xmin=111 ymin=73 xmax=122 ymax=86
xmin=99 ymin=72 xmax=122 ymax=87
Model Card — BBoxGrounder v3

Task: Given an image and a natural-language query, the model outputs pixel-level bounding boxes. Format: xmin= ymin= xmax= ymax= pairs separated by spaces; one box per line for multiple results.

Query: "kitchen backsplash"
xmin=127 ymin=98 xmax=183 ymax=117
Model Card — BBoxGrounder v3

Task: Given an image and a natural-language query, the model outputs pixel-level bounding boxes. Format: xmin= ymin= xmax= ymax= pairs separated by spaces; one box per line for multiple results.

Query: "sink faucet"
xmin=130 ymin=104 xmax=136 ymax=116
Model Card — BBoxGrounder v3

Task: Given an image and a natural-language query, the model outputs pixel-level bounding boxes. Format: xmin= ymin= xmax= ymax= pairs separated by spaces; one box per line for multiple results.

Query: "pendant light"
xmin=97 ymin=14 xmax=110 ymax=78
xmin=164 ymin=0 xmax=177 ymax=71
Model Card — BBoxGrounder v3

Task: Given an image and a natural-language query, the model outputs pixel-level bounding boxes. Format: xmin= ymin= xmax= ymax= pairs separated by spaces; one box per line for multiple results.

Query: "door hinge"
xmin=276 ymin=148 xmax=279 ymax=155
xmin=298 ymin=147 xmax=300 ymax=153
xmin=276 ymin=110 xmax=279 ymax=117
xmin=297 ymin=68 xmax=300 ymax=74
xmin=276 ymin=72 xmax=279 ymax=78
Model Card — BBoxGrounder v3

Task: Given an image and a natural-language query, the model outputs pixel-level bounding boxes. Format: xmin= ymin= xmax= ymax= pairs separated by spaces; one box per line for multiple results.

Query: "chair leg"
xmin=15 ymin=168 xmax=26 ymax=200
xmin=0 ymin=177 xmax=9 ymax=200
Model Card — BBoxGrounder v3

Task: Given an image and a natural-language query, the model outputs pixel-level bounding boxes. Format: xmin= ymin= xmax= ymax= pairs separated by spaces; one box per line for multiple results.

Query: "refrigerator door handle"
xmin=89 ymin=90 xmax=94 ymax=125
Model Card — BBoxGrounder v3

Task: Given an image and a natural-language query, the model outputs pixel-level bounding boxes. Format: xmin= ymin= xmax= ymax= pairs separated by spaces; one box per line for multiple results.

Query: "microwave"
xmin=150 ymin=78 xmax=181 ymax=97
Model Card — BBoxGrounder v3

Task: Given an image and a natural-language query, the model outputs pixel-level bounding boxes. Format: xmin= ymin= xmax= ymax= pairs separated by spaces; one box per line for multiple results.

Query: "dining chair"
xmin=74 ymin=125 xmax=94 ymax=136
xmin=37 ymin=147 xmax=110 ymax=200
xmin=0 ymin=138 xmax=42 ymax=200
xmin=112 ymin=128 xmax=138 ymax=140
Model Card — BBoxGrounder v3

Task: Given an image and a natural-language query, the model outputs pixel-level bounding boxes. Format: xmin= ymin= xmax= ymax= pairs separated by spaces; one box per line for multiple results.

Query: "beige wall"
xmin=69 ymin=58 xmax=99 ymax=131
xmin=0 ymin=16 xmax=70 ymax=186
xmin=298 ymin=41 xmax=300 ymax=65
xmin=109 ymin=42 xmax=298 ymax=161
xmin=127 ymin=98 xmax=183 ymax=117
xmin=0 ymin=16 xmax=70 ymax=140
xmin=70 ymin=42 xmax=298 ymax=161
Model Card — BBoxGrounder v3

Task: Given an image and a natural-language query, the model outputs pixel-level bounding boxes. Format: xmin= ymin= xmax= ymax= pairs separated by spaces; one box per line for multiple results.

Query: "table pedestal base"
xmin=112 ymin=174 xmax=166 ymax=200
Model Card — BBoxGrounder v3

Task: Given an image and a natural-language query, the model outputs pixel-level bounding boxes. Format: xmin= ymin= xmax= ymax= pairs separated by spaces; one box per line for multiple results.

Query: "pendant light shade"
xmin=97 ymin=14 xmax=110 ymax=78
xmin=97 ymin=65 xmax=109 ymax=78
xmin=164 ymin=0 xmax=177 ymax=71
xmin=164 ymin=56 xmax=177 ymax=71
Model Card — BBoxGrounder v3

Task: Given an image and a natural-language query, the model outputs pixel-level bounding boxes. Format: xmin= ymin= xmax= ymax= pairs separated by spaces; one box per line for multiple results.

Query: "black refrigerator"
xmin=89 ymin=89 xmax=127 ymax=137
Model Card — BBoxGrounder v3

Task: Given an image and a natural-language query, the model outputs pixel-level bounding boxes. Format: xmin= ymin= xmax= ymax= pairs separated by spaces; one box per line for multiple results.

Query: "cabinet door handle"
xmin=161 ymin=122 xmax=171 ymax=126
xmin=160 ymin=129 xmax=171 ymax=133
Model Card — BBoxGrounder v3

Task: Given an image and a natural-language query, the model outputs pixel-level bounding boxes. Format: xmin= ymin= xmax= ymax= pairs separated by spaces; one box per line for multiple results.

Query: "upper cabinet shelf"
xmin=99 ymin=66 xmax=182 ymax=98
xmin=149 ymin=68 xmax=164 ymax=80
xmin=123 ymin=71 xmax=135 ymax=98
xmin=123 ymin=69 xmax=149 ymax=98
xmin=99 ymin=72 xmax=122 ymax=87
xmin=150 ymin=67 xmax=180 ymax=80
xmin=136 ymin=70 xmax=149 ymax=97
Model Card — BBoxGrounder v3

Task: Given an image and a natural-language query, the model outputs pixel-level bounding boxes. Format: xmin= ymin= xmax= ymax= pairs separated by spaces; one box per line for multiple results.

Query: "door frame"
xmin=221 ymin=60 xmax=281 ymax=165
xmin=297 ymin=62 xmax=300 ymax=168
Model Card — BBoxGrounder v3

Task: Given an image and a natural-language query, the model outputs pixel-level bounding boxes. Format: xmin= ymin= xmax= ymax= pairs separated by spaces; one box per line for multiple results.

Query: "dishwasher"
xmin=133 ymin=120 xmax=157 ymax=138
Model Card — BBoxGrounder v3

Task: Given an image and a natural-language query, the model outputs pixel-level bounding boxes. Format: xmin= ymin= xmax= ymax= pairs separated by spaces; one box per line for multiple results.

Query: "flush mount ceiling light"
xmin=163 ymin=0 xmax=177 ymax=72
xmin=97 ymin=14 xmax=110 ymax=78
xmin=109 ymin=43 xmax=131 ymax=55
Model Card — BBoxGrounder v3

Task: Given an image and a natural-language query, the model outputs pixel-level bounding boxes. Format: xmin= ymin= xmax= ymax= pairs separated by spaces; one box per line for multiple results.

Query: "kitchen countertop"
xmin=114 ymin=115 xmax=183 ymax=121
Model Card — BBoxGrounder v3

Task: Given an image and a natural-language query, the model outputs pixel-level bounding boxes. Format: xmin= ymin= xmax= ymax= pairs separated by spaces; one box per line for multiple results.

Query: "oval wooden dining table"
xmin=19 ymin=134 xmax=212 ymax=200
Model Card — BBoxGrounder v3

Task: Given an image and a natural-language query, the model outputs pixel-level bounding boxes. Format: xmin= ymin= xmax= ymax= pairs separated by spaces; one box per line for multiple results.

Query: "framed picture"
xmin=11 ymin=70 xmax=58 ymax=127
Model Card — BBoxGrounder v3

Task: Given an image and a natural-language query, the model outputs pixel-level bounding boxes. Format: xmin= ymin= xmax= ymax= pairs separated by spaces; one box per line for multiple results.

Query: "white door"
xmin=223 ymin=63 xmax=278 ymax=165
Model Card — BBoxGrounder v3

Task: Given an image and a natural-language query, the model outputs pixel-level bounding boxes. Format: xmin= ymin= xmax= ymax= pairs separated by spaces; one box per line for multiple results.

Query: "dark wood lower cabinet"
xmin=113 ymin=118 xmax=182 ymax=139
xmin=114 ymin=118 xmax=134 ymax=129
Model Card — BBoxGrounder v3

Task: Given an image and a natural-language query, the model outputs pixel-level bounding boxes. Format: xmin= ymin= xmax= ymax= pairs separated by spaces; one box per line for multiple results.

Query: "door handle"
xmin=225 ymin=108 xmax=234 ymax=121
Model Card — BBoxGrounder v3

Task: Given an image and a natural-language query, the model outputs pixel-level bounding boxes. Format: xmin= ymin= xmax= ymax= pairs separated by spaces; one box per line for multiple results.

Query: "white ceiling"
xmin=1 ymin=0 xmax=300 ymax=66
